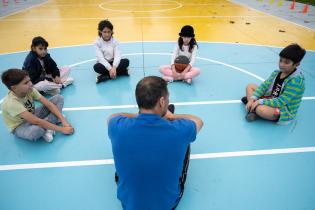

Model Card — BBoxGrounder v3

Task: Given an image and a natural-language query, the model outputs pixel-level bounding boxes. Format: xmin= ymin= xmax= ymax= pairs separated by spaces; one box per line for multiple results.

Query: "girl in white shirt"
xmin=94 ymin=20 xmax=129 ymax=84
xmin=160 ymin=25 xmax=200 ymax=84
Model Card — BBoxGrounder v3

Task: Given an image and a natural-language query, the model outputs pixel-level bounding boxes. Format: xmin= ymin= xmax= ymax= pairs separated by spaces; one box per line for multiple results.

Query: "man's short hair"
xmin=279 ymin=43 xmax=306 ymax=64
xmin=1 ymin=69 xmax=29 ymax=90
xmin=135 ymin=76 xmax=168 ymax=109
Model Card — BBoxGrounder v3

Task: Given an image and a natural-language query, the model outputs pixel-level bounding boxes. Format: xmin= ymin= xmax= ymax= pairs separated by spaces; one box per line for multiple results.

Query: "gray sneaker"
xmin=246 ymin=112 xmax=258 ymax=122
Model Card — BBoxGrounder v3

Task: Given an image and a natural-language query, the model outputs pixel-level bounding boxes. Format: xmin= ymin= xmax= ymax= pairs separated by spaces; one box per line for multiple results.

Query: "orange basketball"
xmin=174 ymin=63 xmax=188 ymax=73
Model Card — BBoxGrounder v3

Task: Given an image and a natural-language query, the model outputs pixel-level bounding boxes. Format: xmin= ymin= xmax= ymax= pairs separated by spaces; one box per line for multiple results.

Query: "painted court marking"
xmin=67 ymin=52 xmax=266 ymax=81
xmin=0 ymin=51 xmax=265 ymax=105
xmin=1 ymin=41 xmax=314 ymax=56
xmin=98 ymin=0 xmax=182 ymax=13
xmin=1 ymin=98 xmax=314 ymax=114
xmin=1 ymin=147 xmax=315 ymax=171
xmin=1 ymin=52 xmax=315 ymax=108
xmin=1 ymin=15 xmax=272 ymax=21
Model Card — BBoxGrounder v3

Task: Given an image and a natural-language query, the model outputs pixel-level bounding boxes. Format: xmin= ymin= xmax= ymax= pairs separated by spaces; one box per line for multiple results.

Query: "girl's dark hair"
xmin=98 ymin=20 xmax=114 ymax=37
xmin=178 ymin=37 xmax=198 ymax=53
xmin=1 ymin=69 xmax=29 ymax=90
xmin=31 ymin=36 xmax=48 ymax=48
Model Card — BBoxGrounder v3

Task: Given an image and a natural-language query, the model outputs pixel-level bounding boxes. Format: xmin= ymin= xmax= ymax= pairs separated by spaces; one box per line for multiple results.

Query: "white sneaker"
xmin=162 ymin=76 xmax=173 ymax=83
xmin=62 ymin=77 xmax=74 ymax=87
xmin=184 ymin=78 xmax=192 ymax=85
xmin=43 ymin=130 xmax=54 ymax=143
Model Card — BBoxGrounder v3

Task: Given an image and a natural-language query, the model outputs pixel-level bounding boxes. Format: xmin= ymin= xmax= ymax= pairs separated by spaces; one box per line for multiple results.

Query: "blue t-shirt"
xmin=108 ymin=113 xmax=197 ymax=210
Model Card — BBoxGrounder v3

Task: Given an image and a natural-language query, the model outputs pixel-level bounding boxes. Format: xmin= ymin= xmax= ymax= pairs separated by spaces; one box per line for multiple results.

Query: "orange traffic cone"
xmin=302 ymin=4 xmax=309 ymax=14
xmin=290 ymin=0 xmax=296 ymax=10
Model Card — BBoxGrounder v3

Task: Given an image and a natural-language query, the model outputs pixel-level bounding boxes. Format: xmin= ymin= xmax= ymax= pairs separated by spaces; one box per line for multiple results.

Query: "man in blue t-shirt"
xmin=108 ymin=76 xmax=203 ymax=210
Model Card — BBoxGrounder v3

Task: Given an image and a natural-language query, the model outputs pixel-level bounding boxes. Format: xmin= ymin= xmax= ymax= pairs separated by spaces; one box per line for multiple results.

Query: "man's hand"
xmin=164 ymin=110 xmax=174 ymax=121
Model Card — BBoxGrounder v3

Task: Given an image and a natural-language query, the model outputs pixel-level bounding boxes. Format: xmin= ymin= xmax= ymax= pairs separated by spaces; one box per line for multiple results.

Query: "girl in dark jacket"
xmin=23 ymin=36 xmax=74 ymax=95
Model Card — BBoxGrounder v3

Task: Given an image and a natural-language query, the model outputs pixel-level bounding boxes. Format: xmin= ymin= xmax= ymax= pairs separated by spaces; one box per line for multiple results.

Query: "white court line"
xmin=1 ymin=52 xmax=315 ymax=106
xmin=99 ymin=0 xmax=183 ymax=13
xmin=303 ymin=96 xmax=315 ymax=100
xmin=93 ymin=52 xmax=265 ymax=81
xmin=61 ymin=100 xmax=241 ymax=112
xmin=1 ymin=41 xmax=314 ymax=56
xmin=64 ymin=104 xmax=137 ymax=111
xmin=68 ymin=58 xmax=96 ymax=68
xmin=1 ymin=98 xmax=314 ymax=114
xmin=58 ymin=98 xmax=315 ymax=112
xmin=37 ymin=3 xmax=250 ymax=7
xmin=1 ymin=15 xmax=270 ymax=21
xmin=0 ymin=50 xmax=263 ymax=106
xmin=1 ymin=146 xmax=315 ymax=171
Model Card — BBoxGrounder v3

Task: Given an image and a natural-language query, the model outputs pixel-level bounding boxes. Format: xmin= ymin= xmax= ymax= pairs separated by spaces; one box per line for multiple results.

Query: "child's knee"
xmin=16 ymin=127 xmax=46 ymax=141
xmin=246 ymin=84 xmax=257 ymax=91
xmin=30 ymin=129 xmax=46 ymax=141
xmin=51 ymin=94 xmax=64 ymax=103
xmin=121 ymin=58 xmax=129 ymax=67
xmin=50 ymin=94 xmax=64 ymax=109
xmin=255 ymin=105 xmax=263 ymax=115
xmin=193 ymin=68 xmax=200 ymax=75
xmin=159 ymin=66 xmax=170 ymax=73
xmin=93 ymin=63 xmax=104 ymax=71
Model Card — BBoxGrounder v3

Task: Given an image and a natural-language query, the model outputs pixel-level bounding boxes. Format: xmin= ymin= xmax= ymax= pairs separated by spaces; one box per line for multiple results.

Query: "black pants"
xmin=114 ymin=145 xmax=191 ymax=210
xmin=171 ymin=145 xmax=191 ymax=210
xmin=93 ymin=58 xmax=129 ymax=76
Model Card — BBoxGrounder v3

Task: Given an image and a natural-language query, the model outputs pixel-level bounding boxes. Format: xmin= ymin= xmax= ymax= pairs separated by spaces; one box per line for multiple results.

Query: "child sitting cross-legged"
xmin=1 ymin=69 xmax=74 ymax=142
xmin=242 ymin=44 xmax=306 ymax=125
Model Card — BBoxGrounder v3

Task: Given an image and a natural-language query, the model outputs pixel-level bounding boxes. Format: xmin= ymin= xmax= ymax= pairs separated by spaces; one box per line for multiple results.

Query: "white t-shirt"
xmin=94 ymin=37 xmax=121 ymax=70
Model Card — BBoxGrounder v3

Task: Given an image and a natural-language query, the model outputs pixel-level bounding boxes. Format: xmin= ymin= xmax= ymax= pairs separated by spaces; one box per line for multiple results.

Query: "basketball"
xmin=174 ymin=63 xmax=188 ymax=73
xmin=174 ymin=55 xmax=190 ymax=73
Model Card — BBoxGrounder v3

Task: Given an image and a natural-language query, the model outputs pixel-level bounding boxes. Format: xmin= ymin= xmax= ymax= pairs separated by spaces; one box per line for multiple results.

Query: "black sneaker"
xmin=120 ymin=69 xmax=129 ymax=76
xmin=241 ymin=96 xmax=248 ymax=105
xmin=96 ymin=74 xmax=109 ymax=84
xmin=246 ymin=112 xmax=258 ymax=122
xmin=168 ymin=104 xmax=175 ymax=114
